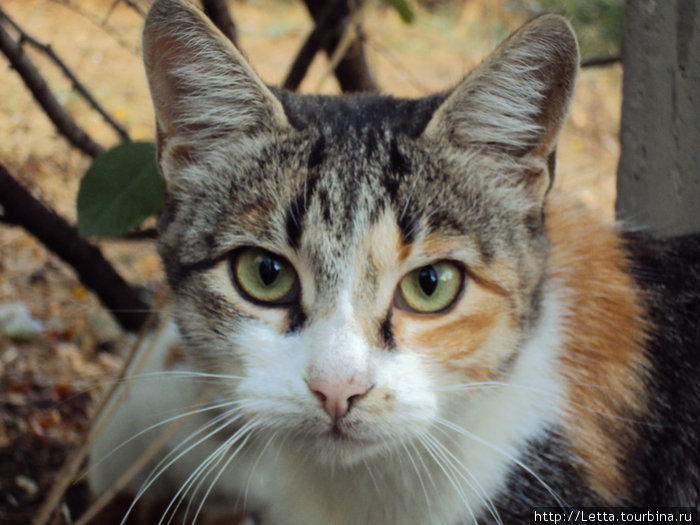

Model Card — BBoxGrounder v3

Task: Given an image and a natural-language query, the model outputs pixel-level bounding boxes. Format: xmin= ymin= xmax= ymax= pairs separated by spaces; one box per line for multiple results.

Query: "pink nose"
xmin=307 ymin=379 xmax=370 ymax=421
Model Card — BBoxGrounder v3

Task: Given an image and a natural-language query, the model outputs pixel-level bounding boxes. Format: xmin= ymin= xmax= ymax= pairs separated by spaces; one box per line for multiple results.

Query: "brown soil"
xmin=0 ymin=1 xmax=622 ymax=523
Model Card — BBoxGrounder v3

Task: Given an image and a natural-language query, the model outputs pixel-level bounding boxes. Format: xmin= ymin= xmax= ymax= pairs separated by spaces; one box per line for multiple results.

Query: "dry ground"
xmin=0 ymin=0 xmax=622 ymax=522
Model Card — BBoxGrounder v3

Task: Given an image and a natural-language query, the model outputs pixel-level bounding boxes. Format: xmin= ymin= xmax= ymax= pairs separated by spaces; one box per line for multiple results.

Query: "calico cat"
xmin=88 ymin=0 xmax=700 ymax=523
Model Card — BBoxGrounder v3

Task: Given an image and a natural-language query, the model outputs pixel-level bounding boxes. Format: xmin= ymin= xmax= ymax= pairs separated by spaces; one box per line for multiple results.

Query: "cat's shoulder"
xmin=622 ymin=230 xmax=700 ymax=292
xmin=620 ymin=230 xmax=700 ymax=504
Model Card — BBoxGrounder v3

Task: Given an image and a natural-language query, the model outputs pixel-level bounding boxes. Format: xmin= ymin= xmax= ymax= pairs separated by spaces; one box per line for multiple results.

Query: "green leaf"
xmin=77 ymin=142 xmax=163 ymax=238
xmin=385 ymin=0 xmax=415 ymax=24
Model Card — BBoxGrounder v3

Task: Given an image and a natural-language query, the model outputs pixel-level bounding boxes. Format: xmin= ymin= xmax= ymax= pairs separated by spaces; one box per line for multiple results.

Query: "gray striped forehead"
xmin=277 ymin=92 xmax=451 ymax=231
xmin=275 ymin=92 xmax=460 ymax=288
xmin=158 ymin=91 xmax=532 ymax=299
xmin=282 ymin=127 xmax=413 ymax=291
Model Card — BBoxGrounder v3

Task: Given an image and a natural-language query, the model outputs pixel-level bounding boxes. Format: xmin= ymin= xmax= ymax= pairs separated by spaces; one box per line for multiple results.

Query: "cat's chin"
xmin=296 ymin=428 xmax=389 ymax=466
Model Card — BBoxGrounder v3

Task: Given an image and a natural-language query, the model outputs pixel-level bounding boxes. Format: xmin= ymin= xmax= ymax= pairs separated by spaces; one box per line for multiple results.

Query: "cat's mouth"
xmin=306 ymin=423 xmax=386 ymax=465
xmin=327 ymin=424 xmax=353 ymax=442
xmin=317 ymin=421 xmax=376 ymax=450
xmin=302 ymin=415 xmax=365 ymax=445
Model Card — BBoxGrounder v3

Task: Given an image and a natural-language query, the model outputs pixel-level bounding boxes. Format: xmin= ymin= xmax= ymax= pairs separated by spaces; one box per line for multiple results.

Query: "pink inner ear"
xmin=144 ymin=33 xmax=182 ymax=136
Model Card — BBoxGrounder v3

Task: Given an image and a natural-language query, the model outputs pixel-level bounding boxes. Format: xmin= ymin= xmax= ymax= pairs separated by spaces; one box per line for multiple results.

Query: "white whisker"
xmin=362 ymin=457 xmax=382 ymax=495
xmin=435 ymin=417 xmax=569 ymax=509
xmin=190 ymin=421 xmax=260 ymax=525
xmin=428 ymin=427 xmax=503 ymax=525
xmin=242 ymin=430 xmax=278 ymax=511
xmin=436 ymin=381 xmax=656 ymax=426
xmin=84 ymin=398 xmax=242 ymax=481
xmin=417 ymin=431 xmax=477 ymax=524
xmin=159 ymin=418 xmax=257 ymax=525
xmin=422 ymin=431 xmax=497 ymax=525
xmin=121 ymin=409 xmax=242 ymax=525
xmin=399 ymin=440 xmax=433 ymax=518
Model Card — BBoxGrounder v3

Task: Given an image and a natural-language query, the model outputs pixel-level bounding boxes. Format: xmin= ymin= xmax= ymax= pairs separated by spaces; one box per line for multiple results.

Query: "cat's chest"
xmin=262 ymin=453 xmax=461 ymax=525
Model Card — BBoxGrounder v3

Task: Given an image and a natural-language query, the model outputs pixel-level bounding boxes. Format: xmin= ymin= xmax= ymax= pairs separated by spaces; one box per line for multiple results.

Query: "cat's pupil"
xmin=258 ymin=257 xmax=280 ymax=286
xmin=419 ymin=266 xmax=438 ymax=296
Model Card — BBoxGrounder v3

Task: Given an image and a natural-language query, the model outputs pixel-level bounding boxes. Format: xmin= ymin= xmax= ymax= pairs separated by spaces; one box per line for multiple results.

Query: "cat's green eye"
xmin=397 ymin=261 xmax=463 ymax=314
xmin=231 ymin=248 xmax=298 ymax=305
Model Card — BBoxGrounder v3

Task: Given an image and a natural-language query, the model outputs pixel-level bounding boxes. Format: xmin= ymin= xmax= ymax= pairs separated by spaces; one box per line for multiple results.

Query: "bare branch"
xmin=581 ymin=54 xmax=622 ymax=68
xmin=292 ymin=0 xmax=376 ymax=93
xmin=48 ymin=0 xmax=140 ymax=56
xmin=283 ymin=0 xmax=346 ymax=91
xmin=0 ymin=162 xmax=151 ymax=333
xmin=101 ymin=0 xmax=121 ymax=25
xmin=6 ymin=219 xmax=158 ymax=240
xmin=100 ymin=1 xmax=145 ymax=34
xmin=313 ymin=2 xmax=365 ymax=93
xmin=0 ymin=213 xmax=17 ymax=225
xmin=0 ymin=8 xmax=131 ymax=143
xmin=0 ymin=17 xmax=104 ymax=158
xmin=201 ymin=0 xmax=238 ymax=47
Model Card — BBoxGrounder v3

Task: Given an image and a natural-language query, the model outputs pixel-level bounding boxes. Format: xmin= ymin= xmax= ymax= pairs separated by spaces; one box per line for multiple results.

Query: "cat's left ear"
xmin=423 ymin=15 xmax=579 ymax=201
xmin=142 ymin=0 xmax=289 ymax=169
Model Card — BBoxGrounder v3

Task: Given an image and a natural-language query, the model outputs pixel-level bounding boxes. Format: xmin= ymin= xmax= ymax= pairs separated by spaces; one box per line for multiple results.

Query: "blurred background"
xmin=0 ymin=0 xmax=623 ymax=522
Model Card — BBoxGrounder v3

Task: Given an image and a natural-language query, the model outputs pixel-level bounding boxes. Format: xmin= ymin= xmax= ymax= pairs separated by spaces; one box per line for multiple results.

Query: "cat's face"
xmin=144 ymin=0 xmax=578 ymax=466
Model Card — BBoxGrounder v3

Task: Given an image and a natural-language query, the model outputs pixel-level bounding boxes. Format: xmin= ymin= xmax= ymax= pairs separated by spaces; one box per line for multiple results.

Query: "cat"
xmin=88 ymin=0 xmax=700 ymax=523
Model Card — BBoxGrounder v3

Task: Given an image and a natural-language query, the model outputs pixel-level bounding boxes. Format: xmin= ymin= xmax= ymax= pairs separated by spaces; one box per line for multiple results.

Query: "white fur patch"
xmin=230 ymin=285 xmax=566 ymax=524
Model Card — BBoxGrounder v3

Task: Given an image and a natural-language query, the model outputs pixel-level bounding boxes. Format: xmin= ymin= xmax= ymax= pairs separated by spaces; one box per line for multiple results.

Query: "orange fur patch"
xmin=413 ymin=297 xmax=502 ymax=359
xmin=389 ymin=228 xmax=522 ymax=381
xmin=394 ymin=280 xmax=515 ymax=382
xmin=398 ymin=241 xmax=413 ymax=263
xmin=546 ymin=193 xmax=648 ymax=503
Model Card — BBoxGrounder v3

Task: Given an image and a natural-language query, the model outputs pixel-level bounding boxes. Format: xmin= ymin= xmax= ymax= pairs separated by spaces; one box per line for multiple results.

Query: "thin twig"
xmin=581 ymin=54 xmax=621 ymax=68
xmin=283 ymin=0 xmax=347 ymax=91
xmin=0 ymin=213 xmax=17 ymax=225
xmin=32 ymin=305 xmax=164 ymax=525
xmin=117 ymin=0 xmax=146 ymax=18
xmin=0 ymin=18 xmax=104 ymax=157
xmin=101 ymin=0 xmax=122 ymax=26
xmin=365 ymin=37 xmax=431 ymax=94
xmin=75 ymin=387 xmax=214 ymax=525
xmin=0 ymin=7 xmax=131 ymax=142
xmin=47 ymin=0 xmax=140 ymax=56
xmin=122 ymin=227 xmax=158 ymax=240
xmin=101 ymin=0 xmax=146 ymax=22
xmin=1 ymin=213 xmax=157 ymax=240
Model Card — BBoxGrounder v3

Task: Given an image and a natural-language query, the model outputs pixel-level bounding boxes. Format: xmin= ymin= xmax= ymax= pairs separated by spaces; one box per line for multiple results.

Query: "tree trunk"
xmin=616 ymin=0 xmax=700 ymax=236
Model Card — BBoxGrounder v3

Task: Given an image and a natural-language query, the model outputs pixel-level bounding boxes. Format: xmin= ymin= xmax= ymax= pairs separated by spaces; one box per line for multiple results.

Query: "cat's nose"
xmin=307 ymin=379 xmax=370 ymax=421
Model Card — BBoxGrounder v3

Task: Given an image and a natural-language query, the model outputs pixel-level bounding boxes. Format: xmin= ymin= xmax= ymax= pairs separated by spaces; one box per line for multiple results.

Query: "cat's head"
xmin=143 ymin=0 xmax=578 ymax=464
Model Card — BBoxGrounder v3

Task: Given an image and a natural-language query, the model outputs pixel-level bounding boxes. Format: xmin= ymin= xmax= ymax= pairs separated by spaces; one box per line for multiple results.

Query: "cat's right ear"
xmin=143 ymin=0 xmax=288 ymax=174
